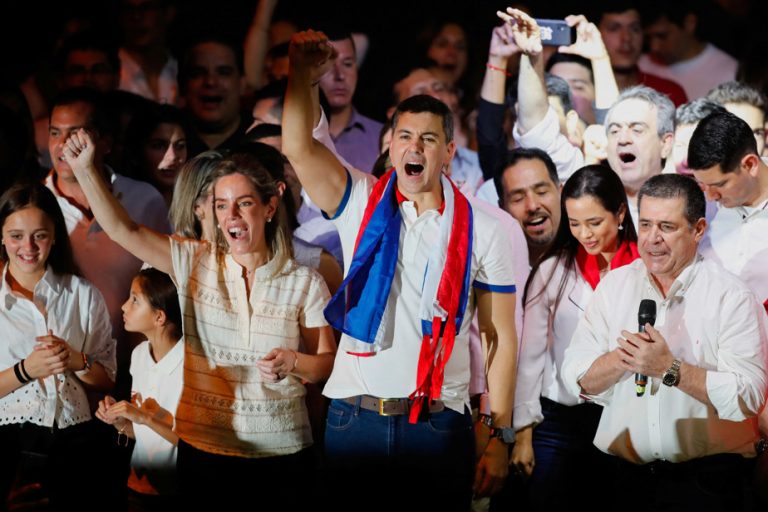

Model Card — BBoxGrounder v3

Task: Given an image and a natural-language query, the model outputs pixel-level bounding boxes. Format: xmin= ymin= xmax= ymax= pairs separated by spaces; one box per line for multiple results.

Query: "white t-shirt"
xmin=322 ymin=168 xmax=517 ymax=413
xmin=127 ymin=339 xmax=184 ymax=495
xmin=638 ymin=44 xmax=738 ymax=100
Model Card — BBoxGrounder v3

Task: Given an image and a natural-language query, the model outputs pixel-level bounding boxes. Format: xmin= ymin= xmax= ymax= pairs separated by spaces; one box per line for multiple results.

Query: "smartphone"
xmin=534 ymin=19 xmax=575 ymax=46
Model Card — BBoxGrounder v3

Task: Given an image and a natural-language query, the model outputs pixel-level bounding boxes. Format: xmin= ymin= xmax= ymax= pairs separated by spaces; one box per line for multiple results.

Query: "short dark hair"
xmin=706 ymin=81 xmax=767 ymax=111
xmin=687 ymin=111 xmax=758 ymax=173
xmin=134 ymin=268 xmax=182 ymax=340
xmin=640 ymin=0 xmax=698 ymax=29
xmin=545 ymin=73 xmax=574 ymax=114
xmin=50 ymin=87 xmax=115 ymax=136
xmin=675 ymin=98 xmax=726 ymax=126
xmin=0 ymin=182 xmax=79 ymax=276
xmin=591 ymin=0 xmax=639 ymax=24
xmin=494 ymin=148 xmax=559 ymax=204
xmin=179 ymin=33 xmax=244 ymax=89
xmin=391 ymin=94 xmax=453 ymax=142
xmin=546 ymin=53 xmax=594 ymax=85
xmin=638 ymin=173 xmax=705 ymax=226
xmin=54 ymin=30 xmax=120 ymax=75
xmin=122 ymin=103 xmax=188 ymax=183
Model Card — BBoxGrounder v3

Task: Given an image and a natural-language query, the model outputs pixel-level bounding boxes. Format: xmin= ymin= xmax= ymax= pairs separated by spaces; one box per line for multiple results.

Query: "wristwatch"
xmin=662 ymin=358 xmax=681 ymax=387
xmin=81 ymin=353 xmax=94 ymax=371
xmin=488 ymin=426 xmax=516 ymax=445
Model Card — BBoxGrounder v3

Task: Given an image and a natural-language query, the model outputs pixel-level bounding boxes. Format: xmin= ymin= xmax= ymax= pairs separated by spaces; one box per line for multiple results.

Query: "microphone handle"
xmin=636 ymin=323 xmax=648 ymax=397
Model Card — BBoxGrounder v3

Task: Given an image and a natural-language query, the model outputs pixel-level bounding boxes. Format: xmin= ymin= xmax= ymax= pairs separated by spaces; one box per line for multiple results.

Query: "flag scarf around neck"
xmin=324 ymin=168 xmax=473 ymax=423
xmin=575 ymin=239 xmax=639 ymax=290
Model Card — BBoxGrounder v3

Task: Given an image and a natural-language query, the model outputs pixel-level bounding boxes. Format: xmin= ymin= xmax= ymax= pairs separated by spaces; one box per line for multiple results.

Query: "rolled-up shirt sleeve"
xmin=512 ymin=106 xmax=584 ymax=183
xmin=705 ymin=291 xmax=768 ymax=421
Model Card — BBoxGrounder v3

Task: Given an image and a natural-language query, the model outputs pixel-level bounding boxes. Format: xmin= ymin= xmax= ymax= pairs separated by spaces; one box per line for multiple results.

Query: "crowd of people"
xmin=1 ymin=0 xmax=768 ymax=510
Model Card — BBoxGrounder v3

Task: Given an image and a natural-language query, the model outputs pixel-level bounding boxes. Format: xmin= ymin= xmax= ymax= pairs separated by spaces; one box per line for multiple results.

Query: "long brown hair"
xmin=0 ymin=182 xmax=79 ymax=276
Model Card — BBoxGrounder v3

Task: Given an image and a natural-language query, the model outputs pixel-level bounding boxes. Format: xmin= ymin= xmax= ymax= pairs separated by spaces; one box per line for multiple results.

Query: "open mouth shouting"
xmin=404 ymin=162 xmax=425 ymax=177
xmin=227 ymin=225 xmax=248 ymax=241
xmin=618 ymin=151 xmax=637 ymax=168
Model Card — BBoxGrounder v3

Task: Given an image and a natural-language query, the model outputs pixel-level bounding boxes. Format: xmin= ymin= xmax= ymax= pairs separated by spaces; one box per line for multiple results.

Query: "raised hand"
xmin=559 ymin=14 xmax=608 ymax=61
xmin=288 ymin=29 xmax=338 ymax=84
xmin=62 ymin=128 xmax=97 ymax=176
xmin=488 ymin=23 xmax=520 ymax=60
xmin=497 ymin=8 xmax=542 ymax=57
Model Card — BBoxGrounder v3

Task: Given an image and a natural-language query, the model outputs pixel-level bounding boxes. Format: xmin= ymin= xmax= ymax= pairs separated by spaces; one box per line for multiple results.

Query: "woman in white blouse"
xmin=63 ymin=130 xmax=336 ymax=509
xmin=0 ymin=182 xmax=115 ymax=508
xmin=508 ymin=166 xmax=639 ymax=510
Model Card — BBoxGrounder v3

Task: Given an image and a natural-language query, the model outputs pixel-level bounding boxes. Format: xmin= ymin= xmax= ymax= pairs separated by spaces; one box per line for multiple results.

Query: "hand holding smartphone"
xmin=534 ymin=19 xmax=576 ymax=46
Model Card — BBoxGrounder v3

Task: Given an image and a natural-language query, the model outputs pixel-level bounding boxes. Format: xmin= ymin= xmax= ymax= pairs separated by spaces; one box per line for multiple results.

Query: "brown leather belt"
xmin=343 ymin=395 xmax=445 ymax=416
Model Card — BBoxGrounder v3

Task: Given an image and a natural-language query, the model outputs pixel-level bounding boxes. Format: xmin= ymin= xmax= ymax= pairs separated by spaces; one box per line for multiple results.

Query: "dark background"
xmin=2 ymin=0 xmax=765 ymax=120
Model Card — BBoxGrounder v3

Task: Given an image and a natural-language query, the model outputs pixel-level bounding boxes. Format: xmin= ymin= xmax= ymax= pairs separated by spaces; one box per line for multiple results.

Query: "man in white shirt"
xmin=45 ymin=87 xmax=170 ymax=396
xmin=637 ymin=1 xmax=738 ymax=99
xmin=562 ymin=173 xmax=767 ymax=509
xmin=283 ymin=30 xmax=518 ymax=508
xmin=688 ymin=111 xmax=768 ymax=316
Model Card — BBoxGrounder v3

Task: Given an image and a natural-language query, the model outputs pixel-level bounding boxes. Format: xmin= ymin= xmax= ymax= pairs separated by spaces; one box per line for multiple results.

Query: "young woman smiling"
xmin=0 ymin=182 xmax=115 ymax=508
xmin=508 ymin=165 xmax=638 ymax=510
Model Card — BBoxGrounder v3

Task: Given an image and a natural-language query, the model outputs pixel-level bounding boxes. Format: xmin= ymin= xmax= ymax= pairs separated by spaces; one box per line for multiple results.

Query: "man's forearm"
xmin=516 ymin=53 xmax=548 ymax=135
xmin=578 ymin=349 xmax=625 ymax=396
xmin=480 ymin=55 xmax=509 ymax=105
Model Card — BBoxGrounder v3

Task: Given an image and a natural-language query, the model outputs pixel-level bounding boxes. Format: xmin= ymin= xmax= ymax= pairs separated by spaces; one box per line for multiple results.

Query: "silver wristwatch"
xmin=662 ymin=358 xmax=681 ymax=387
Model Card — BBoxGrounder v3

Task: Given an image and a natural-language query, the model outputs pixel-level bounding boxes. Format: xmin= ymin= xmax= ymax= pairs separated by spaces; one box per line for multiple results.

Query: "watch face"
xmin=501 ymin=429 xmax=516 ymax=444
xmin=663 ymin=371 xmax=677 ymax=386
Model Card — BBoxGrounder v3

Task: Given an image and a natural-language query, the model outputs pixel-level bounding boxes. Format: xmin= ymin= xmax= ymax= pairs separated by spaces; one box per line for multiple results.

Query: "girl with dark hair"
xmin=0 ymin=182 xmax=115 ymax=508
xmin=123 ymin=104 xmax=188 ymax=207
xmin=97 ymin=268 xmax=183 ymax=509
xmin=507 ymin=165 xmax=638 ymax=510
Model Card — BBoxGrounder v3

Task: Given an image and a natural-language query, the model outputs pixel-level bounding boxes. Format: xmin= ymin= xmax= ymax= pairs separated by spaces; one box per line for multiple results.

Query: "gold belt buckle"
xmin=378 ymin=398 xmax=401 ymax=416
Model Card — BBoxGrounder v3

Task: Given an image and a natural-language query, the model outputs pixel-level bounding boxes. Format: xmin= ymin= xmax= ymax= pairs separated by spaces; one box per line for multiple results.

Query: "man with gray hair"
xmin=604 ymin=85 xmax=675 ymax=225
xmin=706 ymin=81 xmax=767 ymax=155
xmin=671 ymin=98 xmax=726 ymax=177
xmin=562 ymin=173 xmax=766 ymax=509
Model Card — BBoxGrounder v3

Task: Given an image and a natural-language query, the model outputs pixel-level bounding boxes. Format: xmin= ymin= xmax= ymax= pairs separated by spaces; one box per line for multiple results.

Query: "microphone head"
xmin=638 ymin=299 xmax=657 ymax=326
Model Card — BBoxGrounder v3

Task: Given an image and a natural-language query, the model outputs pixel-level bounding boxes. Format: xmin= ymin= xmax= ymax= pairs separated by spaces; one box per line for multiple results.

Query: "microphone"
xmin=635 ymin=299 xmax=657 ymax=397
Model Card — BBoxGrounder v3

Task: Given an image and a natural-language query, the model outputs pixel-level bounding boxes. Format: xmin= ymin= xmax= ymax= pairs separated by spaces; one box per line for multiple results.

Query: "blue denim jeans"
xmin=324 ymin=398 xmax=475 ymax=511
xmin=491 ymin=398 xmax=613 ymax=511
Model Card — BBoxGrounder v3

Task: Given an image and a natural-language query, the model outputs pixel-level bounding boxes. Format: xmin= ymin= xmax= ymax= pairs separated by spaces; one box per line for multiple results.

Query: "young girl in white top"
xmin=96 ymin=268 xmax=183 ymax=510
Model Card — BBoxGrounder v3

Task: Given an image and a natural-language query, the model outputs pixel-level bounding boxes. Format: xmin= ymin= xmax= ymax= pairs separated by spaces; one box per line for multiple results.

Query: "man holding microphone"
xmin=562 ymin=173 xmax=767 ymax=509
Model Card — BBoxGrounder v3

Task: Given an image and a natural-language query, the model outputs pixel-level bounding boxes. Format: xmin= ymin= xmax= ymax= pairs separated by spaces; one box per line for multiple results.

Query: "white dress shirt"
xmin=700 ymin=198 xmax=768 ymax=306
xmin=514 ymin=257 xmax=592 ymax=430
xmin=128 ymin=339 xmax=184 ymax=495
xmin=0 ymin=267 xmax=116 ymax=429
xmin=562 ymin=256 xmax=767 ymax=463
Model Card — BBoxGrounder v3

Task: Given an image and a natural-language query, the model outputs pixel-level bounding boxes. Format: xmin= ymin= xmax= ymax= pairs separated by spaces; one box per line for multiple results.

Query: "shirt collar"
xmin=0 ymin=264 xmax=61 ymax=304
xmin=646 ymin=253 xmax=701 ymax=300
xmin=394 ymin=182 xmax=446 ymax=215
xmin=153 ymin=337 xmax=185 ymax=375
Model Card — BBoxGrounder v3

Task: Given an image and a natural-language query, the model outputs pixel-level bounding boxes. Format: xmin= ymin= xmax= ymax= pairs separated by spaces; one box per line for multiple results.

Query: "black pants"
xmin=0 ymin=420 xmax=127 ymax=511
xmin=176 ymin=439 xmax=314 ymax=509
xmin=614 ymin=453 xmax=755 ymax=511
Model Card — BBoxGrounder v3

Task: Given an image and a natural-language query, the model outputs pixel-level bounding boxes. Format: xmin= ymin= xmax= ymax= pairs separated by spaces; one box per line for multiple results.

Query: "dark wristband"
xmin=13 ymin=362 xmax=29 ymax=384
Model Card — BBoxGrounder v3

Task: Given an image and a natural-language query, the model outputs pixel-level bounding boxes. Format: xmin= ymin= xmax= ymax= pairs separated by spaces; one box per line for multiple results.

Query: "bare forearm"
xmin=243 ymin=0 xmax=277 ymax=90
xmin=144 ymin=412 xmax=179 ymax=446
xmin=76 ymin=362 xmax=114 ymax=393
xmin=578 ymin=349 xmax=625 ymax=396
xmin=517 ymin=54 xmax=548 ymax=134
xmin=677 ymin=362 xmax=713 ymax=408
xmin=591 ymin=56 xmax=619 ymax=109
xmin=290 ymin=352 xmax=335 ymax=384
xmin=480 ymin=55 xmax=509 ymax=104
xmin=487 ymin=337 xmax=516 ymax=426
xmin=0 ymin=366 xmax=25 ymax=398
